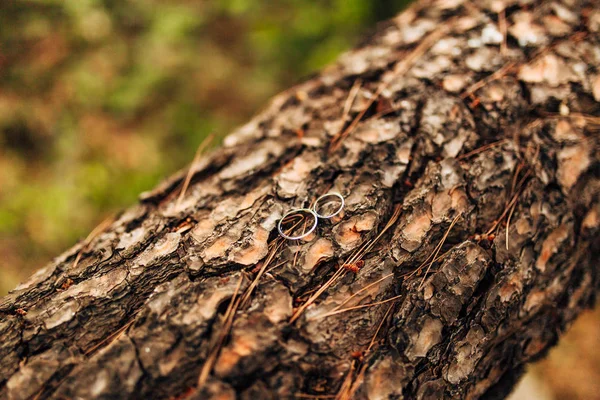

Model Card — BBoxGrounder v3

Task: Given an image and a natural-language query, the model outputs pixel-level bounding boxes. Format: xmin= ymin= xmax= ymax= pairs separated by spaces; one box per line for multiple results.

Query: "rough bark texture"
xmin=1 ymin=0 xmax=599 ymax=399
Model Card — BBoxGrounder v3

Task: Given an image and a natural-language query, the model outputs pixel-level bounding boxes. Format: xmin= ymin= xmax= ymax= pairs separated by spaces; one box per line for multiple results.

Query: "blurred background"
xmin=0 ymin=1 xmax=597 ymax=399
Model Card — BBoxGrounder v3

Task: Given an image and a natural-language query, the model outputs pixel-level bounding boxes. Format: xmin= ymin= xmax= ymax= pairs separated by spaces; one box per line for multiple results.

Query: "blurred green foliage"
xmin=0 ymin=0 xmax=409 ymax=294
xmin=2 ymin=5 xmax=598 ymax=399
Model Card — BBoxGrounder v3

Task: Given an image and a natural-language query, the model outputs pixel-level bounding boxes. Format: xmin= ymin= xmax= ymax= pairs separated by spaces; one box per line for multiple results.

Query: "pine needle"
xmin=368 ymin=302 xmax=394 ymax=352
xmin=84 ymin=317 xmax=137 ymax=356
xmin=329 ymin=23 xmax=452 ymax=153
xmin=504 ymin=162 xmax=528 ymax=250
xmin=499 ymin=9 xmax=508 ymax=55
xmin=461 ymin=61 xmax=515 ymax=99
xmin=240 ymin=240 xmax=283 ymax=308
xmin=197 ymin=273 xmax=244 ymax=388
xmin=72 ymin=215 xmax=115 ymax=270
xmin=505 ymin=199 xmax=518 ymax=250
xmin=418 ymin=213 xmax=461 ymax=290
xmin=485 ymin=169 xmax=531 ymax=237
xmin=342 ymin=79 xmax=363 ymax=118
xmin=456 ymin=139 xmax=508 ymax=160
xmin=317 ymin=294 xmax=402 ymax=319
xmin=265 ymin=260 xmax=287 ymax=275
xmin=335 ymin=360 xmax=357 ymax=400
xmin=176 ymin=133 xmax=215 ymax=209
xmin=290 ymin=205 xmax=402 ymax=323
xmin=314 ymin=272 xmax=394 ymax=319
xmin=198 ymin=206 xmax=309 ymax=385
xmin=337 ymin=302 xmax=396 ymax=400
xmin=290 ymin=266 xmax=345 ymax=323
xmin=403 ymin=220 xmax=458 ymax=284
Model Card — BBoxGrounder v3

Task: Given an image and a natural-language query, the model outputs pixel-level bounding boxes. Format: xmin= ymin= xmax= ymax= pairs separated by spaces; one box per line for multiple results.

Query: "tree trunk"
xmin=1 ymin=0 xmax=599 ymax=399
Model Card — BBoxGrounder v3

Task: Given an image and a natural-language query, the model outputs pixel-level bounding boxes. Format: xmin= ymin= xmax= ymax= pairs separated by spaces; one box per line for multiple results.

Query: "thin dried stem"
xmin=456 ymin=139 xmax=508 ymax=160
xmin=485 ymin=169 xmax=531 ymax=236
xmin=461 ymin=62 xmax=515 ymax=99
xmin=84 ymin=318 xmax=136 ymax=356
xmin=198 ymin=273 xmax=244 ymax=388
xmin=323 ymin=273 xmax=394 ymax=317
xmin=240 ymin=240 xmax=283 ymax=308
xmin=543 ymin=112 xmax=600 ymax=125
xmin=72 ymin=215 xmax=115 ymax=270
xmin=335 ymin=360 xmax=357 ymax=400
xmin=505 ymin=199 xmax=518 ymax=250
xmin=265 ymin=260 xmax=287 ymax=275
xmin=290 ymin=266 xmax=345 ymax=323
xmin=499 ymin=9 xmax=508 ymax=55
xmin=345 ymin=205 xmax=402 ymax=268
xmin=317 ymin=294 xmax=402 ymax=319
xmin=342 ymin=79 xmax=363 ymax=119
xmin=176 ymin=133 xmax=215 ymax=209
xmin=368 ymin=302 xmax=394 ymax=351
xmin=367 ymin=106 xmax=399 ymax=121
xmin=329 ymin=23 xmax=452 ymax=153
xmin=292 ymin=248 xmax=301 ymax=270
xmin=403 ymin=221 xmax=458 ymax=284
xmin=510 ymin=162 xmax=524 ymax=198
xmin=338 ymin=302 xmax=396 ymax=400
xmin=418 ymin=213 xmax=461 ymax=290
xmin=290 ymin=205 xmax=402 ymax=323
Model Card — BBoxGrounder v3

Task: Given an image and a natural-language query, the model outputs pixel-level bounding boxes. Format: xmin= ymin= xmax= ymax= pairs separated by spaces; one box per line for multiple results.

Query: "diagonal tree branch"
xmin=1 ymin=0 xmax=599 ymax=399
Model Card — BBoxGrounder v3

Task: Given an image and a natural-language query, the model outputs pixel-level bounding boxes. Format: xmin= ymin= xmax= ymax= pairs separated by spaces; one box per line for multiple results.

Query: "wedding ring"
xmin=278 ymin=208 xmax=318 ymax=240
xmin=312 ymin=192 xmax=344 ymax=219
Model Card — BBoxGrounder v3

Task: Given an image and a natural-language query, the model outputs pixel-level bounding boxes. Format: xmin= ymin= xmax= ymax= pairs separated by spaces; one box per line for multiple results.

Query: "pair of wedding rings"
xmin=277 ymin=193 xmax=345 ymax=240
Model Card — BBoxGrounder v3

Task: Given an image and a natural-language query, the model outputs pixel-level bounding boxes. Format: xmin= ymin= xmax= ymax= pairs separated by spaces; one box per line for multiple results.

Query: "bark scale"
xmin=1 ymin=0 xmax=599 ymax=399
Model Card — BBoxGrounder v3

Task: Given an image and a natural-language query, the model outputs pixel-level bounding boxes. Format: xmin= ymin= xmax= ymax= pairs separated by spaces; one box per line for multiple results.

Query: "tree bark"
xmin=1 ymin=0 xmax=599 ymax=399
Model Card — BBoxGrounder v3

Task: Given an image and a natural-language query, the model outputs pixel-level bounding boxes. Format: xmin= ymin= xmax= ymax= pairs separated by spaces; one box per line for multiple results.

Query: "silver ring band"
xmin=312 ymin=192 xmax=344 ymax=219
xmin=278 ymin=208 xmax=318 ymax=240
